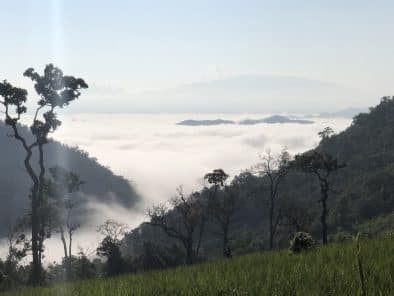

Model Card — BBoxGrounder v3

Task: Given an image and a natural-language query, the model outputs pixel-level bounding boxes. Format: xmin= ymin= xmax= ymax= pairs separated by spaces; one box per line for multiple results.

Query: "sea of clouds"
xmin=1 ymin=113 xmax=352 ymax=263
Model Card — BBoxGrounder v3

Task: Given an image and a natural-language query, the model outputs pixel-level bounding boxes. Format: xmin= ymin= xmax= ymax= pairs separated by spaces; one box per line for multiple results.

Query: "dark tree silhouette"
xmin=204 ymin=169 xmax=238 ymax=258
xmin=3 ymin=219 xmax=31 ymax=284
xmin=292 ymin=149 xmax=345 ymax=244
xmin=204 ymin=169 xmax=228 ymax=186
xmin=147 ymin=186 xmax=205 ymax=265
xmin=0 ymin=65 xmax=88 ymax=285
xmin=318 ymin=127 xmax=335 ymax=141
xmin=254 ymin=150 xmax=290 ymax=250
xmin=96 ymin=220 xmax=128 ymax=277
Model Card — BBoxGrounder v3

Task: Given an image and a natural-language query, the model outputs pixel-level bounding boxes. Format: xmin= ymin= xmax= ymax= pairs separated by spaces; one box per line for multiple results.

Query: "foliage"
xmin=147 ymin=187 xmax=206 ymax=265
xmin=204 ymin=169 xmax=228 ymax=186
xmin=97 ymin=220 xmax=128 ymax=244
xmin=96 ymin=236 xmax=126 ymax=277
xmin=96 ymin=220 xmax=128 ymax=277
xmin=289 ymin=232 xmax=316 ymax=254
xmin=0 ymin=64 xmax=88 ymax=285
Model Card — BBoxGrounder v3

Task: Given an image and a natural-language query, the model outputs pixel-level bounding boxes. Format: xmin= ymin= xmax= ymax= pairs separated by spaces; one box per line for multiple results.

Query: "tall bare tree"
xmin=0 ymin=65 xmax=88 ymax=285
xmin=48 ymin=166 xmax=83 ymax=280
xmin=254 ymin=149 xmax=290 ymax=250
xmin=147 ymin=187 xmax=205 ymax=265
xmin=97 ymin=220 xmax=128 ymax=244
xmin=204 ymin=169 xmax=238 ymax=258
xmin=292 ymin=149 xmax=345 ymax=244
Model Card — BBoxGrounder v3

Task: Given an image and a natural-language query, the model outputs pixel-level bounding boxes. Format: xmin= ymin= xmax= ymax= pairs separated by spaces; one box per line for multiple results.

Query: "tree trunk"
xmin=23 ymin=147 xmax=41 ymax=286
xmin=33 ymin=143 xmax=46 ymax=284
xmin=31 ymin=200 xmax=41 ymax=285
xmin=320 ymin=183 xmax=329 ymax=245
xmin=269 ymin=199 xmax=274 ymax=250
xmin=196 ymin=218 xmax=205 ymax=259
xmin=185 ymin=240 xmax=193 ymax=265
xmin=67 ymin=228 xmax=73 ymax=280
xmin=68 ymin=229 xmax=73 ymax=261
xmin=60 ymin=227 xmax=68 ymax=259
xmin=59 ymin=226 xmax=71 ymax=280
xmin=223 ymin=228 xmax=230 ymax=258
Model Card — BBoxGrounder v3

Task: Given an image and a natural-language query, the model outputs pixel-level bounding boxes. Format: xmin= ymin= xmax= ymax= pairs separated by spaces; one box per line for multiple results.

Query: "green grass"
xmin=5 ymin=236 xmax=394 ymax=296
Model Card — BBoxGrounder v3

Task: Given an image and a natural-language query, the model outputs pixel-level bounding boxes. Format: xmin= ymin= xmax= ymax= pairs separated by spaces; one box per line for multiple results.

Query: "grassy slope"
xmin=6 ymin=237 xmax=394 ymax=296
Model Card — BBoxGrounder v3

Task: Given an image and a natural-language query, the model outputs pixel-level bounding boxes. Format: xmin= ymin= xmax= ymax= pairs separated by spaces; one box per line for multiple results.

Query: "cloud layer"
xmin=2 ymin=113 xmax=351 ymax=263
xmin=54 ymin=113 xmax=351 ymax=207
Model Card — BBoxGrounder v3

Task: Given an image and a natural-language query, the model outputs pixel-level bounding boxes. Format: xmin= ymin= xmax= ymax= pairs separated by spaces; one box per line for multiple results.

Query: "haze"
xmin=2 ymin=1 xmax=394 ymax=112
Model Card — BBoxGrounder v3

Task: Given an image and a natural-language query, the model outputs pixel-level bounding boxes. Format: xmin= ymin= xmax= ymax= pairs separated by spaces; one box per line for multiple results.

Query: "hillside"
xmin=4 ymin=236 xmax=393 ymax=295
xmin=124 ymin=97 xmax=394 ymax=258
xmin=0 ymin=122 xmax=139 ymax=236
xmin=238 ymin=115 xmax=313 ymax=125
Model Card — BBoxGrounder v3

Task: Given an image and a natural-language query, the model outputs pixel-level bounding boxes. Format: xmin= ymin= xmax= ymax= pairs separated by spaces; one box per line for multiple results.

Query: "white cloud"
xmin=54 ymin=113 xmax=351 ymax=206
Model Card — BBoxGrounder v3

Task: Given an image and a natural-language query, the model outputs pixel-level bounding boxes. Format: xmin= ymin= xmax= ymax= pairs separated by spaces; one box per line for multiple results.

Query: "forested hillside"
xmin=124 ymin=97 xmax=394 ymax=261
xmin=0 ymin=122 xmax=139 ymax=236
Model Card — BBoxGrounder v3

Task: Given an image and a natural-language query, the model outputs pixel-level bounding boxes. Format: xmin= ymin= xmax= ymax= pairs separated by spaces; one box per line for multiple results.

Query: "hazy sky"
xmin=1 ymin=0 xmax=394 ymax=111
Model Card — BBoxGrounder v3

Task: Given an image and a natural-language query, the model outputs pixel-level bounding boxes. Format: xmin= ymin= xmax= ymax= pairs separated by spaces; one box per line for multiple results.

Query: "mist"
xmin=1 ymin=113 xmax=352 ymax=263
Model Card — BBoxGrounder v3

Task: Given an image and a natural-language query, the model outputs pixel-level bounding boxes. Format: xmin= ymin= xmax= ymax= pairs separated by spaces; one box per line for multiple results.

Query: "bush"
xmin=289 ymin=232 xmax=315 ymax=254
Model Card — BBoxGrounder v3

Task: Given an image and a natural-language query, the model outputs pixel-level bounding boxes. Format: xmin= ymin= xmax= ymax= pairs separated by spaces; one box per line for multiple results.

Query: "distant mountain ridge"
xmin=176 ymin=119 xmax=235 ymax=126
xmin=303 ymin=107 xmax=369 ymax=119
xmin=176 ymin=115 xmax=314 ymax=126
xmin=239 ymin=115 xmax=313 ymax=125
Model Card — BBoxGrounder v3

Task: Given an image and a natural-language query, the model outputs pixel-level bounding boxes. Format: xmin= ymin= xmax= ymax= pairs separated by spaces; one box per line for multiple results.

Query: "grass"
xmin=5 ymin=236 xmax=394 ymax=296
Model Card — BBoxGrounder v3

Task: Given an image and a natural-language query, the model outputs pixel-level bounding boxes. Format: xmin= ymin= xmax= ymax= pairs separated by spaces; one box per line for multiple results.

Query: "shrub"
xmin=289 ymin=232 xmax=315 ymax=254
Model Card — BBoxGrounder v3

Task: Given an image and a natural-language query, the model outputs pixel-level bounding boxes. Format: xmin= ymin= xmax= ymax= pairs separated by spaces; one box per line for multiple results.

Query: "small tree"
xmin=254 ymin=149 xmax=290 ymax=250
xmin=318 ymin=127 xmax=335 ymax=141
xmin=147 ymin=187 xmax=205 ymax=265
xmin=3 ymin=219 xmax=31 ymax=285
xmin=49 ymin=166 xmax=83 ymax=280
xmin=0 ymin=65 xmax=88 ymax=285
xmin=204 ymin=169 xmax=238 ymax=258
xmin=97 ymin=220 xmax=128 ymax=243
xmin=292 ymin=149 xmax=345 ymax=244
xmin=96 ymin=220 xmax=128 ymax=277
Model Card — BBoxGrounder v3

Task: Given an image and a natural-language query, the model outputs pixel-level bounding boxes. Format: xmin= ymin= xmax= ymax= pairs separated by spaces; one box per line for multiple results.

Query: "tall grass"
xmin=5 ymin=236 xmax=393 ymax=296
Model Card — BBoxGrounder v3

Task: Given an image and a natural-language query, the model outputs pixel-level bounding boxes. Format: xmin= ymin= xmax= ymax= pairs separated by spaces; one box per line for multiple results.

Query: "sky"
xmin=1 ymin=0 xmax=394 ymax=111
